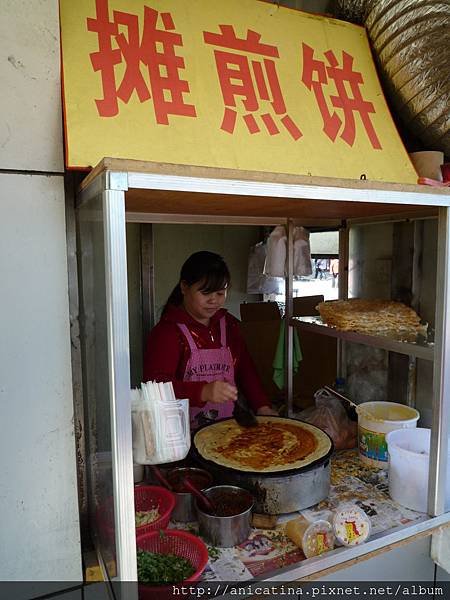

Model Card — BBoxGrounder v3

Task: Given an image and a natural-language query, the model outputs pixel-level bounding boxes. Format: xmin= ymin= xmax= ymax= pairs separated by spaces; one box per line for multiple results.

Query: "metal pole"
xmin=406 ymin=356 xmax=417 ymax=408
xmin=285 ymin=220 xmax=294 ymax=416
xmin=141 ymin=223 xmax=156 ymax=339
xmin=429 ymin=207 xmax=450 ymax=516
xmin=338 ymin=220 xmax=349 ymax=301
xmin=337 ymin=222 xmax=349 ymax=379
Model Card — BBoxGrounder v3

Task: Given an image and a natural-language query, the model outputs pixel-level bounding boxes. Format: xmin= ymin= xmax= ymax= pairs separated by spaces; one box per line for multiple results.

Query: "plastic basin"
xmin=386 ymin=428 xmax=450 ymax=513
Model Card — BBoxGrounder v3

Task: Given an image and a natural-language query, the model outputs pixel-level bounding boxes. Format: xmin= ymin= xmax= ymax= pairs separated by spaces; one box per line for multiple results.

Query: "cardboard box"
xmin=239 ymin=298 xmax=336 ymax=408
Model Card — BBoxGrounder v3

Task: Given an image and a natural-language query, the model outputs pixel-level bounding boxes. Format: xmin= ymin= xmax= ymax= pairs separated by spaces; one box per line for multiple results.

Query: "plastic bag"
xmin=264 ymin=225 xmax=313 ymax=277
xmin=247 ymin=242 xmax=281 ymax=294
xmin=264 ymin=225 xmax=286 ymax=277
xmin=297 ymin=388 xmax=357 ymax=450
xmin=293 ymin=226 xmax=312 ymax=276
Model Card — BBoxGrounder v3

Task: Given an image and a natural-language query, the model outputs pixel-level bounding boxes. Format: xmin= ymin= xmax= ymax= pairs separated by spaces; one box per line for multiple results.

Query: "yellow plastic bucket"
xmin=356 ymin=401 xmax=419 ymax=468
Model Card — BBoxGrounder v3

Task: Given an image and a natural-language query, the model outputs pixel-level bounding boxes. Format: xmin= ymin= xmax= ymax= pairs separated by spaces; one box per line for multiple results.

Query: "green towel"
xmin=272 ymin=320 xmax=302 ymax=390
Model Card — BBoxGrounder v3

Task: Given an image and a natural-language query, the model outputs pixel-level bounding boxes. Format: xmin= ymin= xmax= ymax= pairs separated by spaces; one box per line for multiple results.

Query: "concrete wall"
xmin=349 ymin=223 xmax=394 ymax=300
xmin=348 ymin=220 xmax=438 ymax=417
xmin=153 ymin=224 xmax=262 ymax=320
xmin=0 ymin=0 xmax=81 ymax=581
xmin=0 ymin=0 xmax=63 ymax=171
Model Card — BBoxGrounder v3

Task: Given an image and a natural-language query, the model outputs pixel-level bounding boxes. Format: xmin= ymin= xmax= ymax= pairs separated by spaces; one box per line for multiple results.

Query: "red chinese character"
xmin=301 ymin=43 xmax=381 ymax=149
xmin=204 ymin=25 xmax=302 ymax=140
xmin=86 ymin=0 xmax=121 ymax=117
xmin=87 ymin=0 xmax=196 ymax=124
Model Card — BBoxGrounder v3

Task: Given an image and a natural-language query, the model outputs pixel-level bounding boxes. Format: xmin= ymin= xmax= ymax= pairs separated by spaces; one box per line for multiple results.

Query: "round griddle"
xmin=191 ymin=416 xmax=334 ymax=479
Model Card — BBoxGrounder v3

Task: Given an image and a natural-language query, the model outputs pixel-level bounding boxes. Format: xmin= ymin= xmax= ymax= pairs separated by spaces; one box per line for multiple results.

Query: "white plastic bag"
xmin=293 ymin=226 xmax=312 ymax=276
xmin=264 ymin=225 xmax=312 ymax=277
xmin=264 ymin=225 xmax=287 ymax=277
xmin=247 ymin=242 xmax=280 ymax=294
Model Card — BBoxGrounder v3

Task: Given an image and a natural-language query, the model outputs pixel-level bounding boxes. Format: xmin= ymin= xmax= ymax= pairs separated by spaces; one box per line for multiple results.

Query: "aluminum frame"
xmin=102 ymin=188 xmax=137 ymax=584
xmin=429 ymin=207 xmax=450 ymax=516
xmin=285 ymin=220 xmax=294 ymax=416
xmin=337 ymin=225 xmax=349 ymax=379
xmin=78 ymin=180 xmax=137 ymax=588
xmin=127 ymin=172 xmax=450 ymax=207
xmin=78 ymin=165 xmax=450 ymax=581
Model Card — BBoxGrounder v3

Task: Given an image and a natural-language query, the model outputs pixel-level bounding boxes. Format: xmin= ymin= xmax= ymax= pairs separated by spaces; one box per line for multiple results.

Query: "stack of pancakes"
xmin=317 ymin=298 xmax=427 ymax=341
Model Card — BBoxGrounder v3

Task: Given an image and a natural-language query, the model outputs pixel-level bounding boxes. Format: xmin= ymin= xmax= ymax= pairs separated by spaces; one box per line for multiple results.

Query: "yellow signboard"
xmin=60 ymin=0 xmax=417 ymax=183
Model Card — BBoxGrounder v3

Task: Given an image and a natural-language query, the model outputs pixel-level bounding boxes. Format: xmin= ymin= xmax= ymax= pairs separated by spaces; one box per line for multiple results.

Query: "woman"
xmin=143 ymin=251 xmax=276 ymax=429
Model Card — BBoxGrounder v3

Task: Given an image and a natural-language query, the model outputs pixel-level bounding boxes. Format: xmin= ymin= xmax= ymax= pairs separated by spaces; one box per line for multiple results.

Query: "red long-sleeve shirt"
xmin=143 ymin=305 xmax=269 ymax=411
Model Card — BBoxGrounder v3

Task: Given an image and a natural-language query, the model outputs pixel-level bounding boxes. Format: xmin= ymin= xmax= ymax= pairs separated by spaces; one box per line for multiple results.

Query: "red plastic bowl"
xmin=134 ymin=486 xmax=176 ymax=534
xmin=136 ymin=529 xmax=209 ymax=600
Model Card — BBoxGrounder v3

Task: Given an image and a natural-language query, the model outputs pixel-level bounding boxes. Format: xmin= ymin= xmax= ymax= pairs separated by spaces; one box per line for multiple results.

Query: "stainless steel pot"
xmin=196 ymin=485 xmax=254 ymax=547
xmin=167 ymin=467 xmax=213 ymax=522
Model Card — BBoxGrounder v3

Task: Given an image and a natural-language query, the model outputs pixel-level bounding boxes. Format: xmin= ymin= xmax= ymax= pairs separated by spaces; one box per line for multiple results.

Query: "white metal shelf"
xmin=291 ymin=316 xmax=434 ymax=362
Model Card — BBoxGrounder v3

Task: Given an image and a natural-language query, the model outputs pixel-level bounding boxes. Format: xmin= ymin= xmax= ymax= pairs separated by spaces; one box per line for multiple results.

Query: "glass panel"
xmin=77 ymin=193 xmax=117 ymax=580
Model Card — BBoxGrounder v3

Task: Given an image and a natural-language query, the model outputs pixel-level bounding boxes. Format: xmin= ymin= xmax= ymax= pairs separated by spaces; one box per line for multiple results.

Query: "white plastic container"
xmin=332 ymin=504 xmax=371 ymax=546
xmin=131 ymin=384 xmax=190 ymax=465
xmin=285 ymin=518 xmax=335 ymax=558
xmin=356 ymin=401 xmax=419 ymax=468
xmin=386 ymin=428 xmax=450 ymax=513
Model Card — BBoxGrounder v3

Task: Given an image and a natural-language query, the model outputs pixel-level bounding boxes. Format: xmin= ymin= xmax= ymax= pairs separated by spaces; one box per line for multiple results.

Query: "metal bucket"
xmin=167 ymin=467 xmax=213 ymax=522
xmin=196 ymin=485 xmax=254 ymax=547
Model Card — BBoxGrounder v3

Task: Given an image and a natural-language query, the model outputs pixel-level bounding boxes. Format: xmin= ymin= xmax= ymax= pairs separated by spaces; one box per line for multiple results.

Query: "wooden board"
xmin=124 ymin=188 xmax=438 ymax=221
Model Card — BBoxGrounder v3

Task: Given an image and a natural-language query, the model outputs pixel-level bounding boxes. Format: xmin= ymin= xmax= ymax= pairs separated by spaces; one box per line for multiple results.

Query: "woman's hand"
xmin=201 ymin=381 xmax=238 ymax=404
xmin=256 ymin=405 xmax=278 ymax=416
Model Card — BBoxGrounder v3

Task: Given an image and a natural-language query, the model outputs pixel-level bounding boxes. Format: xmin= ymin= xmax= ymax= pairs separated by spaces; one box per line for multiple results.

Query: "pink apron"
xmin=177 ymin=317 xmax=235 ymax=430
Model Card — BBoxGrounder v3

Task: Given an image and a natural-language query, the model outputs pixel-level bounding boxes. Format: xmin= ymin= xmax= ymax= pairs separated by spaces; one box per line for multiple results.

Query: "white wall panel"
xmin=436 ymin=566 xmax=450 ymax=581
xmin=318 ymin=537 xmax=435 ymax=581
xmin=0 ymin=173 xmax=81 ymax=580
xmin=0 ymin=0 xmax=63 ymax=172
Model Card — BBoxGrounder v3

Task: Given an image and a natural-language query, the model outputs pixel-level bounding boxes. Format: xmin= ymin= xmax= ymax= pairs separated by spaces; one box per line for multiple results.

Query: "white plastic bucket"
xmin=356 ymin=401 xmax=419 ymax=468
xmin=386 ymin=428 xmax=450 ymax=513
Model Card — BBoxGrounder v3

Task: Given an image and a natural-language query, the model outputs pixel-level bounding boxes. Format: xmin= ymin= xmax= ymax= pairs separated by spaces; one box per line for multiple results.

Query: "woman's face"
xmin=181 ymin=280 xmax=227 ymax=324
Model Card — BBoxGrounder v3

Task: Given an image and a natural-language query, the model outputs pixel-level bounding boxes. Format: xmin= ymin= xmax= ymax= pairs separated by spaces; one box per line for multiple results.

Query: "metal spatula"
xmin=233 ymin=393 xmax=258 ymax=427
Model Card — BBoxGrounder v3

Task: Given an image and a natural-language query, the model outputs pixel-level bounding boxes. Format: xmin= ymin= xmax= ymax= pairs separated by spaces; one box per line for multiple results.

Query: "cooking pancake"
xmin=193 ymin=416 xmax=332 ymax=473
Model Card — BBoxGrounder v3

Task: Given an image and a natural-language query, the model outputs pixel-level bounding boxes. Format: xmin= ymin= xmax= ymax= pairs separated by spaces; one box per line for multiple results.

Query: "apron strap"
xmin=219 ymin=316 xmax=227 ymax=347
xmin=177 ymin=323 xmax=198 ymax=353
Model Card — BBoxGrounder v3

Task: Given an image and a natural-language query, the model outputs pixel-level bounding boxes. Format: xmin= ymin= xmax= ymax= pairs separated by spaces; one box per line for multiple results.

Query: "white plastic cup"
xmin=386 ymin=428 xmax=450 ymax=513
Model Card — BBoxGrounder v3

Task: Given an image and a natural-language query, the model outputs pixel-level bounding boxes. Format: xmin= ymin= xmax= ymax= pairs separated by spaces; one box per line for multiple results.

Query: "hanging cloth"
xmin=272 ymin=320 xmax=303 ymax=390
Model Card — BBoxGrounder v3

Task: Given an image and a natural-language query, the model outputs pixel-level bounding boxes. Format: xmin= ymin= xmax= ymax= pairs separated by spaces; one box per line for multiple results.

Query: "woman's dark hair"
xmin=163 ymin=251 xmax=231 ymax=312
